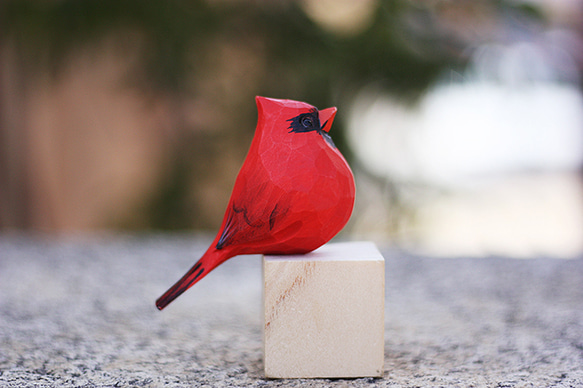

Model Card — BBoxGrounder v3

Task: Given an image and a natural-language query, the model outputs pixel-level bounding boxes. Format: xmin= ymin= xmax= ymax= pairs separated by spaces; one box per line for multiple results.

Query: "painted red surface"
xmin=156 ymin=97 xmax=355 ymax=310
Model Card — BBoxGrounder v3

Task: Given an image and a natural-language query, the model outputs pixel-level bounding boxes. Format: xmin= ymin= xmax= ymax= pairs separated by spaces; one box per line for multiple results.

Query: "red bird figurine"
xmin=156 ymin=96 xmax=355 ymax=310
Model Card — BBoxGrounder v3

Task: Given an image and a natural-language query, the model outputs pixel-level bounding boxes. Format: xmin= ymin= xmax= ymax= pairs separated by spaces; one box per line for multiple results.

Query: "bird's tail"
xmin=155 ymin=248 xmax=226 ymax=310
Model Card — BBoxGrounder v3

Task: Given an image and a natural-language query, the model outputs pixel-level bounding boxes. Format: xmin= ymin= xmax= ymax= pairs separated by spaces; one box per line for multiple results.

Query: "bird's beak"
xmin=319 ymin=107 xmax=337 ymax=133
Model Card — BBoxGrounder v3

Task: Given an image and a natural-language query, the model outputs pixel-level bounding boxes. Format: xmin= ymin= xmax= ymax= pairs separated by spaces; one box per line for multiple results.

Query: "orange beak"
xmin=319 ymin=107 xmax=337 ymax=133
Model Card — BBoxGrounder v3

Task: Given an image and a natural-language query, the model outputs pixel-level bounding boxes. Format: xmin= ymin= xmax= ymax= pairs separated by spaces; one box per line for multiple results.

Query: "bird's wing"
xmin=215 ymin=178 xmax=297 ymax=251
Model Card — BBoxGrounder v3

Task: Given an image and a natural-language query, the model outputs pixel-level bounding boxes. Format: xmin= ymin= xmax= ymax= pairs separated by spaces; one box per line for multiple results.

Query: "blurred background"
xmin=1 ymin=0 xmax=582 ymax=258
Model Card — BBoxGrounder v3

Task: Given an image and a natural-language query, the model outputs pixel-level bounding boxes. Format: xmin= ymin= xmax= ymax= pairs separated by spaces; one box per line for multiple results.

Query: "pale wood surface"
xmin=263 ymin=242 xmax=385 ymax=378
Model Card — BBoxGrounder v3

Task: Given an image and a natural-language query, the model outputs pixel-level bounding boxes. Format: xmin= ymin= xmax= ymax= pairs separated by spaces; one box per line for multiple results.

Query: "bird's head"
xmin=255 ymin=96 xmax=337 ymax=147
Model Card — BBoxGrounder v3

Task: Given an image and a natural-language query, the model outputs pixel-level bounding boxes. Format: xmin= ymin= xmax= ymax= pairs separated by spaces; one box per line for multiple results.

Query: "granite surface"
xmin=0 ymin=234 xmax=582 ymax=387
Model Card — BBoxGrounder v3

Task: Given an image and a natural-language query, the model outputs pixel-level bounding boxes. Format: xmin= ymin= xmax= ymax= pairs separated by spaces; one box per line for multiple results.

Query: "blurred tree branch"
xmin=0 ymin=0 xmax=542 ymax=231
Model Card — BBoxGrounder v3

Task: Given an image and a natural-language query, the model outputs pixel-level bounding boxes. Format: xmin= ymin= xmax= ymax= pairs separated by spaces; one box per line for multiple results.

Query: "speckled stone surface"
xmin=1 ymin=234 xmax=582 ymax=387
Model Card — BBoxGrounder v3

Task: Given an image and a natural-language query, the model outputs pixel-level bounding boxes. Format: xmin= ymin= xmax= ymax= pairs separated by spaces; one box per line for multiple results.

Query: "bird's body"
xmin=156 ymin=96 xmax=355 ymax=310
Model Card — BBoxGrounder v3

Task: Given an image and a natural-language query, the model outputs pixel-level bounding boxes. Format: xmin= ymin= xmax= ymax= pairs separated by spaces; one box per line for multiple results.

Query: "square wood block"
xmin=263 ymin=241 xmax=385 ymax=378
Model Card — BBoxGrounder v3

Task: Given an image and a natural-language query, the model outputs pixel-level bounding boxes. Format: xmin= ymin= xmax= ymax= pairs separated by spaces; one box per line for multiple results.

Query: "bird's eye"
xmin=301 ymin=116 xmax=314 ymax=128
xmin=287 ymin=109 xmax=320 ymax=134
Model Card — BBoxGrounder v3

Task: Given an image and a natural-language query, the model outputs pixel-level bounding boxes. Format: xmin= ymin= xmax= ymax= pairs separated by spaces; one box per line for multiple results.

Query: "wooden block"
xmin=263 ymin=241 xmax=385 ymax=378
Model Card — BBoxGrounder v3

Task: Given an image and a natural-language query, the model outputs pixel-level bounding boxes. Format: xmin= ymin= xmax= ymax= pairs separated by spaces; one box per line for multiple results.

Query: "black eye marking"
xmin=287 ymin=109 xmax=337 ymax=148
xmin=288 ymin=109 xmax=320 ymax=133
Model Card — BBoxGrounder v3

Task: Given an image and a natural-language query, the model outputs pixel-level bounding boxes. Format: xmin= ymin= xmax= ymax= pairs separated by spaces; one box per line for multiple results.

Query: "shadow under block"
xmin=263 ymin=241 xmax=385 ymax=378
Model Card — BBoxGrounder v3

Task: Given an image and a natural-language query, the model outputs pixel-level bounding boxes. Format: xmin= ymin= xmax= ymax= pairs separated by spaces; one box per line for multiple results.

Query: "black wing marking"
xmin=216 ymin=204 xmax=260 ymax=249
xmin=216 ymin=202 xmax=289 ymax=250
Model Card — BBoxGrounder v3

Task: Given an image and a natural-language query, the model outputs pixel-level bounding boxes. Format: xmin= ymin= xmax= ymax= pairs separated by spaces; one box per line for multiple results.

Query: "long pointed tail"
xmin=156 ymin=249 xmax=224 ymax=310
